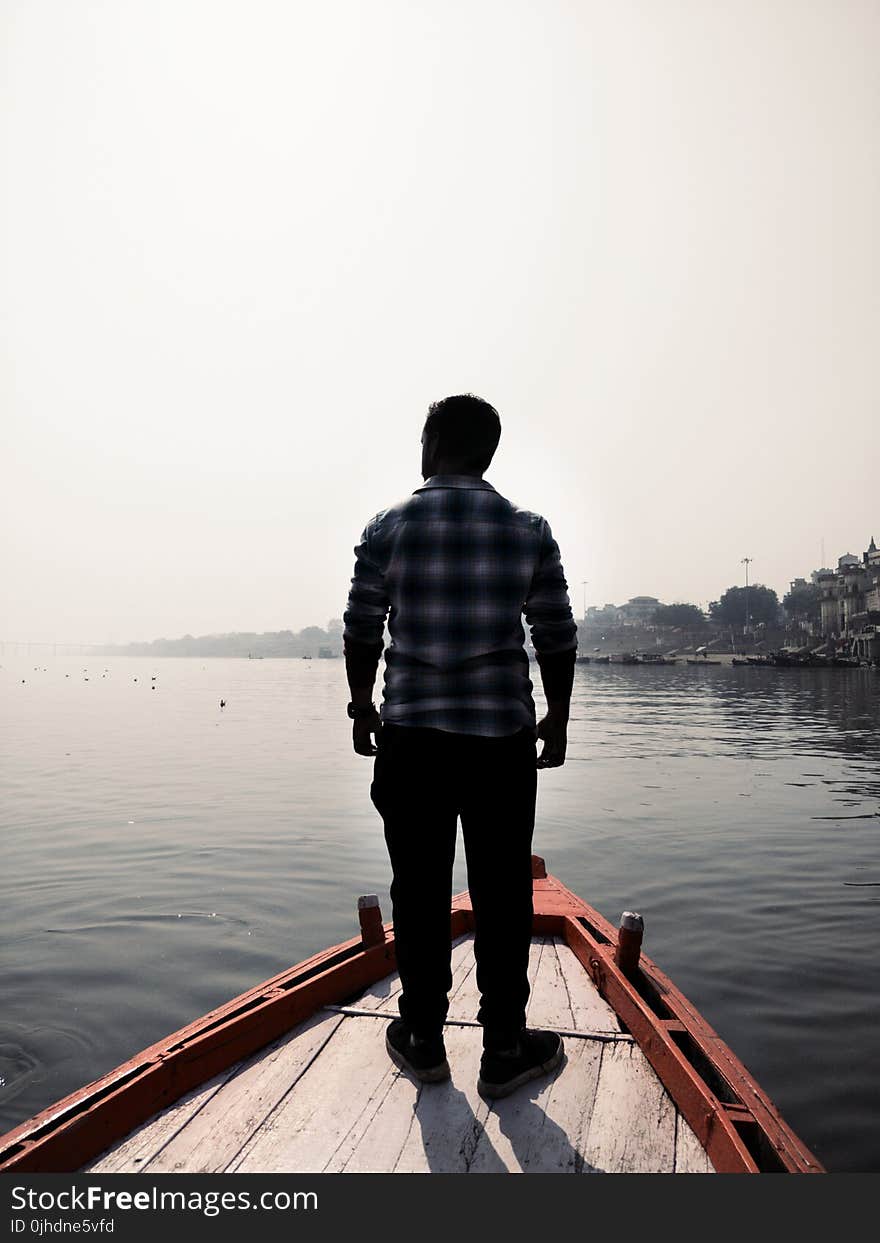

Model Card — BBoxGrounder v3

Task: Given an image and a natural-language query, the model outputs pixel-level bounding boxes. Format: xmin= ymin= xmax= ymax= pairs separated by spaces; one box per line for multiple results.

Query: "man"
xmin=343 ymin=394 xmax=577 ymax=1100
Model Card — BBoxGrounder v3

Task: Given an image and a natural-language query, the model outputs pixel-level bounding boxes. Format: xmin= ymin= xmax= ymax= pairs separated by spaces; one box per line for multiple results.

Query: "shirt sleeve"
xmin=524 ymin=519 xmax=579 ymax=656
xmin=535 ymin=648 xmax=576 ymax=702
xmin=343 ymin=518 xmax=390 ymax=652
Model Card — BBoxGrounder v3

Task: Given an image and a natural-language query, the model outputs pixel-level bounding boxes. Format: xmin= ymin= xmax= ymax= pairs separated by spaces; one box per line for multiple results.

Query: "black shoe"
xmin=385 ymin=1019 xmax=450 ymax=1084
xmin=477 ymin=1029 xmax=564 ymax=1100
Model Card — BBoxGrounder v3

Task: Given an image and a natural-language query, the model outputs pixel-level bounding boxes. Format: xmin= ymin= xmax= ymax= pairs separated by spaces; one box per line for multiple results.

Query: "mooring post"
xmin=357 ymin=894 xmax=385 ymax=948
xmin=531 ymin=854 xmax=547 ymax=879
xmin=614 ymin=911 xmax=644 ymax=979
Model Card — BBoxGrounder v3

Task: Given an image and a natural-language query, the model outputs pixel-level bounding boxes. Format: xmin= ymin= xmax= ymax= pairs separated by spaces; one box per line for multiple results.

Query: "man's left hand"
xmin=352 ymin=707 xmax=383 ymax=756
xmin=535 ymin=712 xmax=568 ymax=768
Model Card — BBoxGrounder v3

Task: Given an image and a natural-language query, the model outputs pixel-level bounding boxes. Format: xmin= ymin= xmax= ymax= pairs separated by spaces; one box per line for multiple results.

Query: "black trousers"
xmin=370 ymin=721 xmax=538 ymax=1046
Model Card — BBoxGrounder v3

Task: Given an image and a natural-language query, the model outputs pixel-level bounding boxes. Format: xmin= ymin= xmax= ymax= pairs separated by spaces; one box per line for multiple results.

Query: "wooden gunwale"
xmin=0 ymin=871 xmax=822 ymax=1174
xmin=0 ymin=916 xmax=421 ymax=1174
xmin=524 ymin=871 xmax=823 ymax=1173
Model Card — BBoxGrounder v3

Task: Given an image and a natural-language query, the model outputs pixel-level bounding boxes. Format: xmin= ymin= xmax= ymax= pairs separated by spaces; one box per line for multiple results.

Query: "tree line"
xmin=647 ymin=583 xmax=798 ymax=630
xmin=98 ymin=621 xmax=345 ymax=658
xmin=100 ymin=581 xmax=822 ymax=657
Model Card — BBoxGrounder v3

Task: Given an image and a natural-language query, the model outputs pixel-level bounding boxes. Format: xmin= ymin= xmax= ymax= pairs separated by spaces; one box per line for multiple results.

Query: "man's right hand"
xmin=352 ymin=707 xmax=383 ymax=757
xmin=535 ymin=712 xmax=568 ymax=769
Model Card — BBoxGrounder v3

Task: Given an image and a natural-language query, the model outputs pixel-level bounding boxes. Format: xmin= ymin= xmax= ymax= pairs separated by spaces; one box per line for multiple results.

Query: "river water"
xmin=1 ymin=655 xmax=878 ymax=1171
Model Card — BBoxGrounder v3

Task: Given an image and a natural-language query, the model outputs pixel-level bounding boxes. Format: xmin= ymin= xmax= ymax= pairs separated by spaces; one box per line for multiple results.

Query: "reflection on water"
xmin=0 ymin=657 xmax=878 ymax=1170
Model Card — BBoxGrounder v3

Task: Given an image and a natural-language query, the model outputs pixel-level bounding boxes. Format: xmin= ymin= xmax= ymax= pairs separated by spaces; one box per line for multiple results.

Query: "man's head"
xmin=421 ymin=394 xmax=501 ymax=480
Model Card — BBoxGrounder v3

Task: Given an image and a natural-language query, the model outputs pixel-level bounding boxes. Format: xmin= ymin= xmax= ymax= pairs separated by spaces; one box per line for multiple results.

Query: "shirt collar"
xmin=414 ymin=474 xmax=496 ymax=492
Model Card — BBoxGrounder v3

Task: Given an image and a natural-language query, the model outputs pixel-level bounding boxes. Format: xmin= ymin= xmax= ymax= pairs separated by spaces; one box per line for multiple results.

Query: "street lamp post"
xmin=741 ymin=557 xmax=753 ymax=636
xmin=581 ymin=581 xmax=589 ymax=621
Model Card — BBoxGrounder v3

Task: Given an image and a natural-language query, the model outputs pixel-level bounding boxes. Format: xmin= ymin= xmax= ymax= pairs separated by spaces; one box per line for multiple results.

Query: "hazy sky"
xmin=2 ymin=0 xmax=877 ymax=644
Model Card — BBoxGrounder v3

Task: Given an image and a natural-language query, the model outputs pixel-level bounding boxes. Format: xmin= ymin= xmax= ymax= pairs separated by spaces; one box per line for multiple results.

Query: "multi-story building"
xmin=817 ymin=571 xmax=839 ymax=635
xmin=585 ymin=604 xmax=623 ymax=626
xmin=851 ymin=537 xmax=880 ymax=662
xmin=817 ymin=538 xmax=880 ymax=659
xmin=619 ymin=596 xmax=661 ymax=626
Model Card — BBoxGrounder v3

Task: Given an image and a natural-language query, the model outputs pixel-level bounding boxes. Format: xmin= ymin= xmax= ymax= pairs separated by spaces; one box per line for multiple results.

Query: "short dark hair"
xmin=423 ymin=394 xmax=501 ymax=472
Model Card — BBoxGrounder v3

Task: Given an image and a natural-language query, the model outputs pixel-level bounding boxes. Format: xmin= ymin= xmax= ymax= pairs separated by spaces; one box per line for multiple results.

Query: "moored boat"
xmin=0 ymin=857 xmax=823 ymax=1175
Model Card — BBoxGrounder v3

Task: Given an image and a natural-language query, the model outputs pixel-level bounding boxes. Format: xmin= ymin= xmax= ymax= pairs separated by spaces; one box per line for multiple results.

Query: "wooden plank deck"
xmin=84 ymin=935 xmax=715 ymax=1174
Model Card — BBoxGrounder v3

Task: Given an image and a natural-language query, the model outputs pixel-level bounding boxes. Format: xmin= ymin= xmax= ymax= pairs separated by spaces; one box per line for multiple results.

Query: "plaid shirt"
xmin=343 ymin=475 xmax=577 ymax=737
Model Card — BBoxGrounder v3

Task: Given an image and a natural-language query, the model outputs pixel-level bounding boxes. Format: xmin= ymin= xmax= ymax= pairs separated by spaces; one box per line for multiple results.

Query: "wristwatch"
xmin=347 ymin=701 xmax=376 ymax=720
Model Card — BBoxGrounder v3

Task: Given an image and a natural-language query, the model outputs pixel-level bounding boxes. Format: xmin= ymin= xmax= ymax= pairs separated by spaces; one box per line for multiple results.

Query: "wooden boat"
xmin=0 ymin=857 xmax=822 ymax=1175
xmin=686 ymin=658 xmax=722 ymax=665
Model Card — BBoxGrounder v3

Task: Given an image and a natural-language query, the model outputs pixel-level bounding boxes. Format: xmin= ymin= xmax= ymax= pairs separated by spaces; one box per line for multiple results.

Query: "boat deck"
xmin=84 ymin=934 xmax=714 ymax=1174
